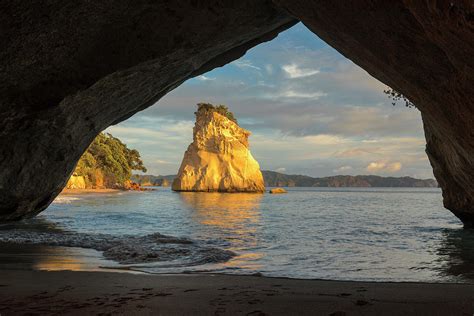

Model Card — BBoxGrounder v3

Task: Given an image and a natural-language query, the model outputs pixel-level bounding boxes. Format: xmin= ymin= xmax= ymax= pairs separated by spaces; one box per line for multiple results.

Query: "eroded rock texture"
xmin=1 ymin=1 xmax=474 ymax=225
xmin=274 ymin=0 xmax=474 ymax=226
xmin=172 ymin=108 xmax=265 ymax=193
xmin=0 ymin=1 xmax=295 ymax=220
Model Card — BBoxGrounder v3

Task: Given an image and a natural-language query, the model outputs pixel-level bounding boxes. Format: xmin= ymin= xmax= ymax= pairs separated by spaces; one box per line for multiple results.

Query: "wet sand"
xmin=0 ymin=270 xmax=473 ymax=315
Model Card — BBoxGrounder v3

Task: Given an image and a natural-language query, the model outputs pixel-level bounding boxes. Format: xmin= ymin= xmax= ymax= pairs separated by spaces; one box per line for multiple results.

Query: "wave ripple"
xmin=0 ymin=229 xmax=235 ymax=265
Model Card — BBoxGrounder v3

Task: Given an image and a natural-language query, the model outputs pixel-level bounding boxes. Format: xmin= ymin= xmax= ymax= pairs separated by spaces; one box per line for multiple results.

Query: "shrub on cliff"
xmin=74 ymin=133 xmax=147 ymax=188
xmin=195 ymin=102 xmax=237 ymax=123
xmin=383 ymin=88 xmax=415 ymax=108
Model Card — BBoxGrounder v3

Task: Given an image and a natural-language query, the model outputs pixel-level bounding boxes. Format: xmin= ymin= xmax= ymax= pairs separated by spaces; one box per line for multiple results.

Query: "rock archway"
xmin=1 ymin=1 xmax=473 ymax=225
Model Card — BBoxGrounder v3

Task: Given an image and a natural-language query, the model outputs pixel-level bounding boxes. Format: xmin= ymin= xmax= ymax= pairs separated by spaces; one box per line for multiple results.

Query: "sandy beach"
xmin=60 ymin=188 xmax=123 ymax=195
xmin=0 ymin=271 xmax=473 ymax=315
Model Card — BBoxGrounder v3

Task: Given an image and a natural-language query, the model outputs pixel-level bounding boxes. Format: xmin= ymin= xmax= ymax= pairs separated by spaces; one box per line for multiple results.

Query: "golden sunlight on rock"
xmin=172 ymin=105 xmax=265 ymax=193
xmin=269 ymin=188 xmax=287 ymax=194
xmin=65 ymin=174 xmax=86 ymax=189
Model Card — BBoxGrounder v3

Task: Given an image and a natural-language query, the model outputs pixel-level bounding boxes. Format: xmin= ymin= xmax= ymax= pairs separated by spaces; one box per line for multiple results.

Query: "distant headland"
xmin=261 ymin=170 xmax=438 ymax=188
xmin=133 ymin=171 xmax=438 ymax=188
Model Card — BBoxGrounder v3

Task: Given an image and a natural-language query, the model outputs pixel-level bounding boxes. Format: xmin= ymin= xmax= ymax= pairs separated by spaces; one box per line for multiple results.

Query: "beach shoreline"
xmin=0 ymin=270 xmax=473 ymax=315
xmin=60 ymin=188 xmax=124 ymax=195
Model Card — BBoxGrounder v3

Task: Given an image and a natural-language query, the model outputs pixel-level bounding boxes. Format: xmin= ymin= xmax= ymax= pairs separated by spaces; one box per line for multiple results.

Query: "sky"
xmin=106 ymin=23 xmax=434 ymax=179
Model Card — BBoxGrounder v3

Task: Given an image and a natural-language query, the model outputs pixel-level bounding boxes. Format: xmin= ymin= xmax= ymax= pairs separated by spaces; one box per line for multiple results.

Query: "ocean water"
xmin=2 ymin=187 xmax=474 ymax=283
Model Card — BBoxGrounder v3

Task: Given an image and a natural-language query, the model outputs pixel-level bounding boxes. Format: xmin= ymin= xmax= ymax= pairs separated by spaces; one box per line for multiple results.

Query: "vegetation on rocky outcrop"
xmin=195 ymin=103 xmax=237 ymax=124
xmin=72 ymin=133 xmax=146 ymax=189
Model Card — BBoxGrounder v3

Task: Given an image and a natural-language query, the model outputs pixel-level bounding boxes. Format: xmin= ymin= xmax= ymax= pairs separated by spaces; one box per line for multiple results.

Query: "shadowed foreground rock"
xmin=172 ymin=106 xmax=265 ymax=192
xmin=1 ymin=1 xmax=474 ymax=224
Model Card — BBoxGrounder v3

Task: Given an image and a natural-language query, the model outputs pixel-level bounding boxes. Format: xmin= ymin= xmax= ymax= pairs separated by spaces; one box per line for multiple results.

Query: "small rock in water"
xmin=269 ymin=188 xmax=287 ymax=194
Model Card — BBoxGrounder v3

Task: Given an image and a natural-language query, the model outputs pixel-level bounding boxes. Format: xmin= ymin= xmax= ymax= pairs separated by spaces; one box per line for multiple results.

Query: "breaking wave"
xmin=0 ymin=229 xmax=235 ymax=266
xmin=52 ymin=196 xmax=81 ymax=204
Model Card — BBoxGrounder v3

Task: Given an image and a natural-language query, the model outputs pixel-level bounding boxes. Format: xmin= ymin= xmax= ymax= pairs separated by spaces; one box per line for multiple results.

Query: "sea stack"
xmin=172 ymin=103 xmax=265 ymax=193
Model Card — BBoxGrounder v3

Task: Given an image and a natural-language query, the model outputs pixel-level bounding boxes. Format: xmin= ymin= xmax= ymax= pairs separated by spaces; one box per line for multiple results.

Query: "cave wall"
xmin=1 ymin=1 xmax=473 ymax=225
xmin=274 ymin=0 xmax=474 ymax=226
xmin=0 ymin=0 xmax=295 ymax=220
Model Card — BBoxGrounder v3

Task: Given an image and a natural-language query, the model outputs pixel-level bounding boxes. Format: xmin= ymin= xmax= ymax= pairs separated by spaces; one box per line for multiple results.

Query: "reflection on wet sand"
xmin=0 ymin=218 xmax=118 ymax=272
xmin=0 ymin=243 xmax=115 ymax=272
xmin=178 ymin=192 xmax=264 ymax=270
xmin=437 ymin=229 xmax=474 ymax=282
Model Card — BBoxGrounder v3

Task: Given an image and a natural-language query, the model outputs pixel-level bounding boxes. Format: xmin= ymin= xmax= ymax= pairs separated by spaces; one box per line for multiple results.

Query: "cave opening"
xmin=2 ymin=2 xmax=474 ymax=288
xmin=108 ymin=22 xmax=435 ymax=185
xmin=24 ymin=23 xmax=467 ymax=282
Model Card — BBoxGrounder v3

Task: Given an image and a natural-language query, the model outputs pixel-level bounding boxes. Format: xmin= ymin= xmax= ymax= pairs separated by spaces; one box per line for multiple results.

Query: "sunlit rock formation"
xmin=65 ymin=174 xmax=86 ymax=190
xmin=269 ymin=188 xmax=287 ymax=194
xmin=172 ymin=105 xmax=265 ymax=193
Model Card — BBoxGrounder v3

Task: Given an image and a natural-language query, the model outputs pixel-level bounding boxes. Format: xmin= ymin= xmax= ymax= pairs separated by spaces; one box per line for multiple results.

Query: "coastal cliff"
xmin=172 ymin=104 xmax=265 ymax=193
xmin=135 ymin=172 xmax=437 ymax=188
xmin=65 ymin=174 xmax=86 ymax=189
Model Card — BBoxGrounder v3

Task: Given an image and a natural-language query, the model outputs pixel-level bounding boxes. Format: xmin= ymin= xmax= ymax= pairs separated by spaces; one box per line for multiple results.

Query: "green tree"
xmin=195 ymin=102 xmax=237 ymax=123
xmin=74 ymin=133 xmax=147 ymax=188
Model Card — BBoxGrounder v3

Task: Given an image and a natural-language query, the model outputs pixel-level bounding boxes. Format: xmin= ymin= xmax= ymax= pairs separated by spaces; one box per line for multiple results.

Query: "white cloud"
xmin=387 ymin=162 xmax=402 ymax=172
xmin=304 ymin=134 xmax=346 ymax=145
xmin=333 ymin=165 xmax=353 ymax=173
xmin=265 ymin=64 xmax=274 ymax=75
xmin=280 ymin=89 xmax=327 ymax=100
xmin=232 ymin=59 xmax=261 ymax=71
xmin=367 ymin=161 xmax=402 ymax=173
xmin=334 ymin=148 xmax=377 ymax=158
xmin=282 ymin=63 xmax=320 ymax=78
xmin=275 ymin=167 xmax=286 ymax=173
xmin=155 ymin=159 xmax=172 ymax=164
xmin=197 ymin=75 xmax=215 ymax=81
xmin=367 ymin=161 xmax=386 ymax=172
